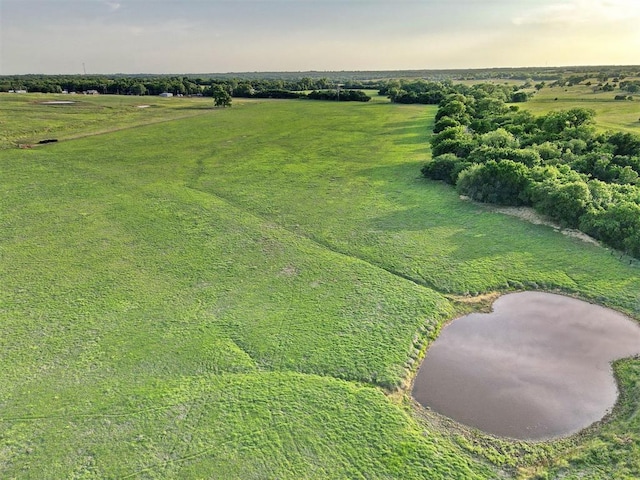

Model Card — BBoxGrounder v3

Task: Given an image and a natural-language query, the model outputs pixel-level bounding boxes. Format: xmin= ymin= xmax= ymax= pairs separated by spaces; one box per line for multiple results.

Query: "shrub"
xmin=456 ymin=160 xmax=531 ymax=205
xmin=421 ymin=154 xmax=471 ymax=184
xmin=529 ymin=179 xmax=592 ymax=228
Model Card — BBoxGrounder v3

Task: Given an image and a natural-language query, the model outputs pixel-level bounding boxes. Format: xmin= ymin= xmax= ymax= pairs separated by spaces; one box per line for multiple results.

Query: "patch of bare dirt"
xmin=494 ymin=205 xmax=600 ymax=246
xmin=448 ymin=291 xmax=501 ymax=313
xmin=279 ymin=265 xmax=298 ymax=277
xmin=462 ymin=196 xmax=601 ymax=247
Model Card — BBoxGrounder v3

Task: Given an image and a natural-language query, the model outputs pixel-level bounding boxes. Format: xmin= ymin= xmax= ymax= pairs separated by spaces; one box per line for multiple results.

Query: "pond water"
xmin=412 ymin=291 xmax=640 ymax=440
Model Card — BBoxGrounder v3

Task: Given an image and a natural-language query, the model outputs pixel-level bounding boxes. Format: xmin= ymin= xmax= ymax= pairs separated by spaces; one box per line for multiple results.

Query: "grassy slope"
xmin=184 ymin=101 xmax=640 ymax=315
xmin=0 ymin=97 xmax=494 ymax=479
xmin=1 ymin=93 xmax=639 ymax=478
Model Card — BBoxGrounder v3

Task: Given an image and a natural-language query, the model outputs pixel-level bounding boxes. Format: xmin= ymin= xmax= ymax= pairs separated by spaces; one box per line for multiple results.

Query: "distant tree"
xmin=306 ymin=89 xmax=370 ymax=102
xmin=130 ymin=83 xmax=146 ymax=96
xmin=621 ymin=81 xmax=640 ymax=93
xmin=170 ymin=81 xmax=186 ymax=95
xmin=510 ymin=91 xmax=529 ymax=103
xmin=234 ymin=83 xmax=255 ymax=97
xmin=212 ymin=85 xmax=232 ymax=107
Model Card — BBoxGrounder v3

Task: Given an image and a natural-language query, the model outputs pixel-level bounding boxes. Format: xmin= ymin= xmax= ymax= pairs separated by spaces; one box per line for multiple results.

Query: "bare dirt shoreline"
xmin=459 ymin=196 xmax=601 ymax=246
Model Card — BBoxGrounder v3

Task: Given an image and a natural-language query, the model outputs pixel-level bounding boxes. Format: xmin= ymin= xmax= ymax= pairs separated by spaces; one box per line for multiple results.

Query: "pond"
xmin=412 ymin=291 xmax=640 ymax=440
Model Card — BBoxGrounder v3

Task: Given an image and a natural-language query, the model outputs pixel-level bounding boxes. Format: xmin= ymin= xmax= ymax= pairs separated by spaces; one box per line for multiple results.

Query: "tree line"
xmin=378 ymin=79 xmax=531 ymax=105
xmin=421 ymin=86 xmax=640 ymax=258
xmin=0 ymin=74 xmax=377 ymax=97
xmin=0 ymin=74 xmax=373 ymax=103
xmin=3 ymin=66 xmax=639 ymax=95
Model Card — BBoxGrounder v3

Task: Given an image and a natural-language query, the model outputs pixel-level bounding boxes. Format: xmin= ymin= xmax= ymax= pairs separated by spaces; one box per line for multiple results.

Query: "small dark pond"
xmin=412 ymin=291 xmax=640 ymax=440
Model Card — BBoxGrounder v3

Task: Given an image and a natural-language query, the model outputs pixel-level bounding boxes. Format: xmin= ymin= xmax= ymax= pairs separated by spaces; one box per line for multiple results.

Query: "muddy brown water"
xmin=412 ymin=291 xmax=640 ymax=440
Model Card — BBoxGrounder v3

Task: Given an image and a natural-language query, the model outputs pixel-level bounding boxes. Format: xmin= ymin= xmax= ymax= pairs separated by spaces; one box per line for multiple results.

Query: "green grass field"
xmin=0 ymin=94 xmax=219 ymax=149
xmin=1 ymin=91 xmax=639 ymax=479
xmin=522 ymin=81 xmax=640 ymax=134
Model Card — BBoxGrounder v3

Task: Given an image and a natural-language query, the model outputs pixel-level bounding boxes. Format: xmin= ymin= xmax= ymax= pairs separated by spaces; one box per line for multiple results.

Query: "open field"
xmin=0 ymin=94 xmax=219 ymax=149
xmin=522 ymin=81 xmax=640 ymax=134
xmin=1 ymin=94 xmax=640 ymax=478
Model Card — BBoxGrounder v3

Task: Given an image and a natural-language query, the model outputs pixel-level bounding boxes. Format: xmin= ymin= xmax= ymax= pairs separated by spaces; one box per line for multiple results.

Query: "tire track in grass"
xmin=119 ymin=421 xmax=286 ymax=479
xmin=161 ymin=396 xmax=202 ymax=474
xmin=117 ymin=383 xmax=289 ymax=479
xmin=21 ymin=110 xmax=214 ymax=148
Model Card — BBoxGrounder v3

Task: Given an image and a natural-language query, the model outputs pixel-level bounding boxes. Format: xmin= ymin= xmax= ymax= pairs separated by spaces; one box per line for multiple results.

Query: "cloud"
xmin=105 ymin=1 xmax=121 ymax=11
xmin=512 ymin=0 xmax=640 ymax=26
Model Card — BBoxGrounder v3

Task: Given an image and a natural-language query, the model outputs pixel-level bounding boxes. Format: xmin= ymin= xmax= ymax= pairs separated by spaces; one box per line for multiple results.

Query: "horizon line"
xmin=3 ymin=64 xmax=640 ymax=77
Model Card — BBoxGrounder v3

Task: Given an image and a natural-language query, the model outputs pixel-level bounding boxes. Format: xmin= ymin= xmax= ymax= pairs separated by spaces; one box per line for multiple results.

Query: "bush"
xmin=431 ymin=127 xmax=477 ymax=158
xmin=456 ymin=160 xmax=531 ymax=205
xmin=580 ymin=202 xmax=640 ymax=256
xmin=468 ymin=146 xmax=541 ymax=167
xmin=433 ymin=116 xmax=461 ymax=133
xmin=529 ymin=179 xmax=591 ymax=227
xmin=421 ymin=154 xmax=471 ymax=184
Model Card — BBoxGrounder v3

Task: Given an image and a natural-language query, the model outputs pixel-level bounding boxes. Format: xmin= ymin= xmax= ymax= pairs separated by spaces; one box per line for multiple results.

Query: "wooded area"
xmin=422 ymin=83 xmax=640 ymax=258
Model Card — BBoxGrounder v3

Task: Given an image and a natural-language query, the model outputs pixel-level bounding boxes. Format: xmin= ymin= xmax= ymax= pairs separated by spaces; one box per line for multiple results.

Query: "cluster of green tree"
xmin=307 ymin=89 xmax=370 ymax=102
xmin=621 ymin=80 xmax=640 ymax=93
xmin=0 ymin=75 xmax=209 ymax=95
xmin=422 ymin=90 xmax=640 ymax=258
xmin=210 ymin=85 xmax=232 ymax=107
xmin=207 ymin=81 xmax=370 ymax=102
xmin=245 ymin=89 xmax=304 ymax=99
xmin=0 ymin=74 xmax=378 ymax=96
xmin=4 ymin=67 xmax=639 ymax=95
xmin=222 ymin=77 xmax=381 ymax=92
xmin=379 ymin=79 xmax=531 ymax=105
xmin=543 ymin=74 xmax=640 ymax=97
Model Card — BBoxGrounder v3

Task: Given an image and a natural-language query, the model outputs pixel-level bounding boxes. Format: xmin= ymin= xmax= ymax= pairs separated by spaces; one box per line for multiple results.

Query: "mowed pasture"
xmin=1 ymin=93 xmax=640 ymax=479
xmin=0 ymin=94 xmax=217 ymax=149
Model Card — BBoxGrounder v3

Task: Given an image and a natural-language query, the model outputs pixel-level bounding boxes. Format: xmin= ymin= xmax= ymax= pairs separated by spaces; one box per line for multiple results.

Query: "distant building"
xmin=159 ymin=92 xmax=173 ymax=98
xmin=9 ymin=89 xmax=27 ymax=93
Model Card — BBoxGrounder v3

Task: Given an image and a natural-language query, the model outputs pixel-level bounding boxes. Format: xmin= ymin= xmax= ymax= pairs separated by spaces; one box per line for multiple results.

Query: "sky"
xmin=1 ymin=0 xmax=639 ymax=75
